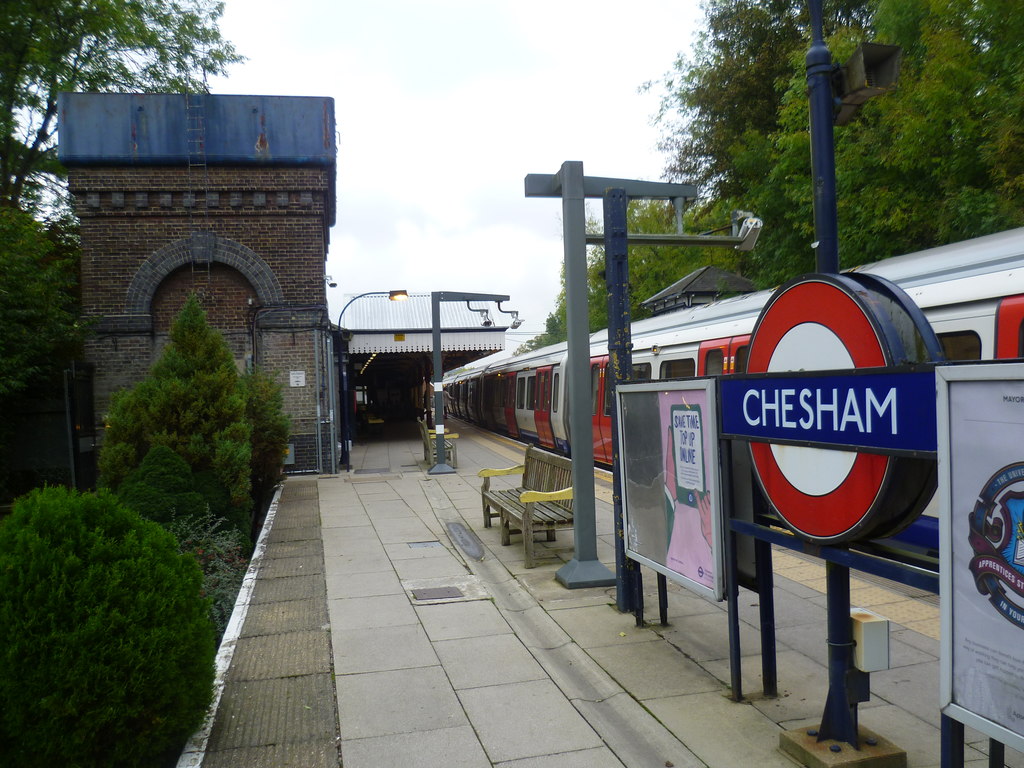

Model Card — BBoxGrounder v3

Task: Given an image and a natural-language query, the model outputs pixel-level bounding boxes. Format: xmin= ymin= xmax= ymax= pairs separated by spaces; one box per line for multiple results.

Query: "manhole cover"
xmin=411 ymin=586 xmax=464 ymax=601
xmin=446 ymin=522 xmax=484 ymax=561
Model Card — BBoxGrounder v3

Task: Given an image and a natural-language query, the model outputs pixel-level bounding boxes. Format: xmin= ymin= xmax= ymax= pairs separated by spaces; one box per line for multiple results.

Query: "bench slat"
xmin=479 ymin=445 xmax=574 ymax=567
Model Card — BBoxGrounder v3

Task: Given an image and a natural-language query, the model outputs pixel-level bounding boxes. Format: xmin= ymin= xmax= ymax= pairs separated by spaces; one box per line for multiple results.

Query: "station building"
xmin=58 ymin=92 xmax=514 ymax=477
xmin=59 ymin=92 xmax=338 ymax=475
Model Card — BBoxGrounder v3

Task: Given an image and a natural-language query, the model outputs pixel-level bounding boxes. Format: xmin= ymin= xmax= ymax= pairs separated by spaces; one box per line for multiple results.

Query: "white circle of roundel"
xmin=767 ymin=322 xmax=857 ymax=497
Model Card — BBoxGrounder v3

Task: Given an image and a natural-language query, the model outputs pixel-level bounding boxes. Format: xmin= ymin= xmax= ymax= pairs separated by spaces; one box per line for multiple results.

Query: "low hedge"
xmin=0 ymin=487 xmax=216 ymax=767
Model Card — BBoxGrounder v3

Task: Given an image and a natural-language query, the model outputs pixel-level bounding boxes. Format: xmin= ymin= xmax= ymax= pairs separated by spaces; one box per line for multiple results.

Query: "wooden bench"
xmin=417 ymin=417 xmax=458 ymax=467
xmin=478 ymin=445 xmax=574 ymax=568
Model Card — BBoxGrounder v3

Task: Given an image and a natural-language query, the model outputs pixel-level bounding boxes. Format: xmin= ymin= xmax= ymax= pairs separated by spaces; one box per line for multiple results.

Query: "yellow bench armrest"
xmin=520 ymin=487 xmax=573 ymax=503
xmin=478 ymin=464 xmax=525 ymax=478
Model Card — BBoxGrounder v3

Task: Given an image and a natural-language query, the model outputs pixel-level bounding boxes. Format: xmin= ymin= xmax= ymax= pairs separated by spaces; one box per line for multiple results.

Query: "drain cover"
xmin=446 ymin=522 xmax=484 ymax=561
xmin=408 ymin=541 xmax=443 ymax=549
xmin=411 ymin=586 xmax=464 ymax=601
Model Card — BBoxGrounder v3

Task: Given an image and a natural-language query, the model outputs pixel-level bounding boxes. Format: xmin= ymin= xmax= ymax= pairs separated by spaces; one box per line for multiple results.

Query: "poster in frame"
xmin=937 ymin=362 xmax=1024 ymax=755
xmin=616 ymin=379 xmax=723 ymax=600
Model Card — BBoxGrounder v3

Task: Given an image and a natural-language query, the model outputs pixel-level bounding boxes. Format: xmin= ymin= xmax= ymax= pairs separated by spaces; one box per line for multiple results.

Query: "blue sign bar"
xmin=720 ymin=370 xmax=936 ymax=454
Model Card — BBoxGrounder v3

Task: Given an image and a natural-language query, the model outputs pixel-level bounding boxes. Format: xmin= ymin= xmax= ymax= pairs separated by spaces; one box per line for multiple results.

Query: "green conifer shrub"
xmin=99 ymin=295 xmax=252 ymax=527
xmin=240 ymin=368 xmax=290 ymax=523
xmin=116 ymin=445 xmax=207 ymax=525
xmin=0 ymin=487 xmax=215 ymax=767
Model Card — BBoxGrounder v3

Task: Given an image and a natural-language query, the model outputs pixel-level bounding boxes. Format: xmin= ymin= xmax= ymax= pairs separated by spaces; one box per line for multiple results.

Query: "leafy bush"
xmin=240 ymin=368 xmax=290 ymax=522
xmin=167 ymin=508 xmax=251 ymax=640
xmin=116 ymin=445 xmax=207 ymax=525
xmin=0 ymin=487 xmax=216 ymax=768
xmin=99 ymin=295 xmax=252 ymax=521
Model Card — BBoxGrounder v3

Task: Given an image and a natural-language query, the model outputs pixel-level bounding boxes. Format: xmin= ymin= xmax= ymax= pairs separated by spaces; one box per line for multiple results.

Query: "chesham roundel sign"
xmin=742 ymin=272 xmax=942 ymax=544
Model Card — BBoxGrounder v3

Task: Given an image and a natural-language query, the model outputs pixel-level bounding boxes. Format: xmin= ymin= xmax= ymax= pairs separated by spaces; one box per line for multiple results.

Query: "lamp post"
xmin=428 ymin=290 xmax=509 ymax=475
xmin=336 ymin=290 xmax=408 ymax=471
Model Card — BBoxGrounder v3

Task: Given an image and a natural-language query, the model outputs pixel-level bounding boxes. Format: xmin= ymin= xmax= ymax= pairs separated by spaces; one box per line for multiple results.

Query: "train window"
xmin=591 ymin=365 xmax=601 ymax=415
xmin=526 ymin=376 xmax=536 ymax=410
xmin=604 ymin=370 xmax=614 ymax=416
xmin=660 ymin=358 xmax=695 ymax=379
xmin=632 ymin=363 xmax=652 ymax=380
xmin=540 ymin=372 xmax=551 ymax=411
xmin=939 ymin=331 xmax=982 ymax=361
xmin=552 ymin=373 xmax=560 ymax=412
xmin=734 ymin=345 xmax=749 ymax=373
xmin=704 ymin=348 xmax=725 ymax=375
xmin=517 ymin=377 xmax=526 ymax=409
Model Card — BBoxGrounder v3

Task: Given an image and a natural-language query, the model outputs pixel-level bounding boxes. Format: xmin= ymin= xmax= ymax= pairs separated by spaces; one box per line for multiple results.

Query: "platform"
xmin=179 ymin=418 xmax=1013 ymax=768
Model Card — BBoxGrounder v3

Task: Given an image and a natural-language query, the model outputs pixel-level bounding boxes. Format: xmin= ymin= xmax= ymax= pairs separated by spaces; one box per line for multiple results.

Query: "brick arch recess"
xmin=124 ymin=232 xmax=284 ymax=315
xmin=151 ymin=263 xmax=258 ymax=334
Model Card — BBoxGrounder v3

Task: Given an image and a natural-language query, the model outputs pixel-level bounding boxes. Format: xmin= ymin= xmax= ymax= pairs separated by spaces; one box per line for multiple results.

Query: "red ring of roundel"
xmin=746 ymin=279 xmax=891 ymax=540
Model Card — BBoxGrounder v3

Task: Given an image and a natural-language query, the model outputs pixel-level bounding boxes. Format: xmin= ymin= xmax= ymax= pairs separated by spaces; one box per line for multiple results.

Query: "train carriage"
xmin=446 ymin=227 xmax=1024 ymax=471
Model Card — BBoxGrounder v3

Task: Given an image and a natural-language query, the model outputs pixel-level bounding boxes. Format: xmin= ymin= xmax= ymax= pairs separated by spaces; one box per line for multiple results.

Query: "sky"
xmin=207 ymin=0 xmax=705 ymax=344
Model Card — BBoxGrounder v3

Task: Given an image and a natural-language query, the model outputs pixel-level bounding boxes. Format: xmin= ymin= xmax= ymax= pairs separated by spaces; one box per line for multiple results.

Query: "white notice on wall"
xmin=289 ymin=370 xmax=306 ymax=388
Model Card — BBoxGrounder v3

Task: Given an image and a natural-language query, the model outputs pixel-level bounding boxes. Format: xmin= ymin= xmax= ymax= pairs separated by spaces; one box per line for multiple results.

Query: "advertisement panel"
xmin=617 ymin=380 xmax=723 ymax=600
xmin=938 ymin=363 xmax=1024 ymax=754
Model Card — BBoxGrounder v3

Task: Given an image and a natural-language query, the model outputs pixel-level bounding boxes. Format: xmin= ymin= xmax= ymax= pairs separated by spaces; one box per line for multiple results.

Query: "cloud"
xmin=210 ymin=0 xmax=703 ymax=338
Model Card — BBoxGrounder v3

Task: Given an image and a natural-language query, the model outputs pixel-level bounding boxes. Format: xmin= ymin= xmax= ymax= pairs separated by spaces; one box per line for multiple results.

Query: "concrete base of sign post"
xmin=780 ymin=725 xmax=906 ymax=768
xmin=555 ymin=558 xmax=615 ymax=589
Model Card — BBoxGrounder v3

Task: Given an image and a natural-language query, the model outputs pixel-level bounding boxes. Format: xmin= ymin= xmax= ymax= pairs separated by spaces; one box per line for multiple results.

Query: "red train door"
xmin=698 ymin=335 xmax=751 ymax=375
xmin=534 ymin=366 xmax=555 ymax=449
xmin=590 ymin=357 xmax=613 ymax=464
xmin=996 ymin=295 xmax=1024 ymax=359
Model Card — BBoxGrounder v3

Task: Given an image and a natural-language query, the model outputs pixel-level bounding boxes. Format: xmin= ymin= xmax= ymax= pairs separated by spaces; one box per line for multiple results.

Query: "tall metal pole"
xmin=806 ymin=0 xmax=860 ymax=748
xmin=556 ymin=162 xmax=615 ymax=588
xmin=428 ymin=290 xmax=510 ymax=475
xmin=428 ymin=291 xmax=455 ymax=474
xmin=808 ymin=0 xmax=840 ymax=274
xmin=604 ymin=188 xmax=638 ymax=611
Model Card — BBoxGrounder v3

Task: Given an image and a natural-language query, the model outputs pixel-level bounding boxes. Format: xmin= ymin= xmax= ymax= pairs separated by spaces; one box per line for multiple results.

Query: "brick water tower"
xmin=59 ymin=92 xmax=339 ymax=475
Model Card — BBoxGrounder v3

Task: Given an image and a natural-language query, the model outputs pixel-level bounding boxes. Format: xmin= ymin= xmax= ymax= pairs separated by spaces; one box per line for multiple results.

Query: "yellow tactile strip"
xmin=773 ymin=549 xmax=940 ymax=640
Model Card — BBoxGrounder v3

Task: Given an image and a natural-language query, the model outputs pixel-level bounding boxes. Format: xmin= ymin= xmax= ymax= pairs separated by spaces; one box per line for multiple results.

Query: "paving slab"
xmin=332 ymin=623 xmax=438 ymax=674
xmin=415 ymin=598 xmax=512 ymax=641
xmin=336 ymin=666 xmax=468 ymax=740
xmin=588 ymin=639 xmax=723 ymax=699
xmin=239 ymin=598 xmax=329 ymax=637
xmin=340 ymin=726 xmax=491 ymax=768
xmin=434 ymin=633 xmax=547 ymax=689
xmin=327 ymin=593 xmax=419 ymax=630
xmin=458 ymin=679 xmax=603 ymax=763
xmin=645 ymin=690 xmax=800 ymax=768
xmin=205 ymin=674 xmax=337 ymax=750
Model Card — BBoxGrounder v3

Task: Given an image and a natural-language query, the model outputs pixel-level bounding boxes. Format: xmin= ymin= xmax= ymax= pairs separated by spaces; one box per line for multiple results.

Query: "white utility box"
xmin=851 ymin=608 xmax=890 ymax=672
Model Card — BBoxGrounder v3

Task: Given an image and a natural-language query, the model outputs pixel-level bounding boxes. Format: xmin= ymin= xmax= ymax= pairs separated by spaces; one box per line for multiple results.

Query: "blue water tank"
xmin=58 ymin=92 xmax=336 ymax=167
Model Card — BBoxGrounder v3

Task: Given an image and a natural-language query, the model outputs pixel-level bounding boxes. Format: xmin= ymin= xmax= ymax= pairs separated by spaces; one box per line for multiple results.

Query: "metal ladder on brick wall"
xmin=184 ymin=91 xmax=212 ymax=281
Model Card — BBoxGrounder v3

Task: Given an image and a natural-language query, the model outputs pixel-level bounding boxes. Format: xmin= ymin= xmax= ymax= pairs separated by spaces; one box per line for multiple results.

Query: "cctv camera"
xmin=735 ymin=217 xmax=763 ymax=251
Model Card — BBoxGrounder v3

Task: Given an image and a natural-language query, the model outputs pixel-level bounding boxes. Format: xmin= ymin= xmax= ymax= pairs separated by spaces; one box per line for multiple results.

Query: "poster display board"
xmin=616 ymin=380 xmax=723 ymax=600
xmin=938 ymin=363 xmax=1024 ymax=754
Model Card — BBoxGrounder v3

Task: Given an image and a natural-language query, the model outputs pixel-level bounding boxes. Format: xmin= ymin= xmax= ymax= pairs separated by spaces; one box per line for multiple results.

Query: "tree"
xmin=0 ymin=207 xmax=83 ymax=498
xmin=100 ymin=295 xmax=252 ymax=518
xmin=648 ymin=0 xmax=1024 ymax=290
xmin=0 ymin=207 xmax=81 ymax=400
xmin=0 ymin=0 xmax=241 ymax=210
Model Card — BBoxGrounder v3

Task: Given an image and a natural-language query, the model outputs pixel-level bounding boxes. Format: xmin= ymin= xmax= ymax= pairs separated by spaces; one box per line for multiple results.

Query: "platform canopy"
xmin=338 ymin=292 xmax=507 ymax=354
